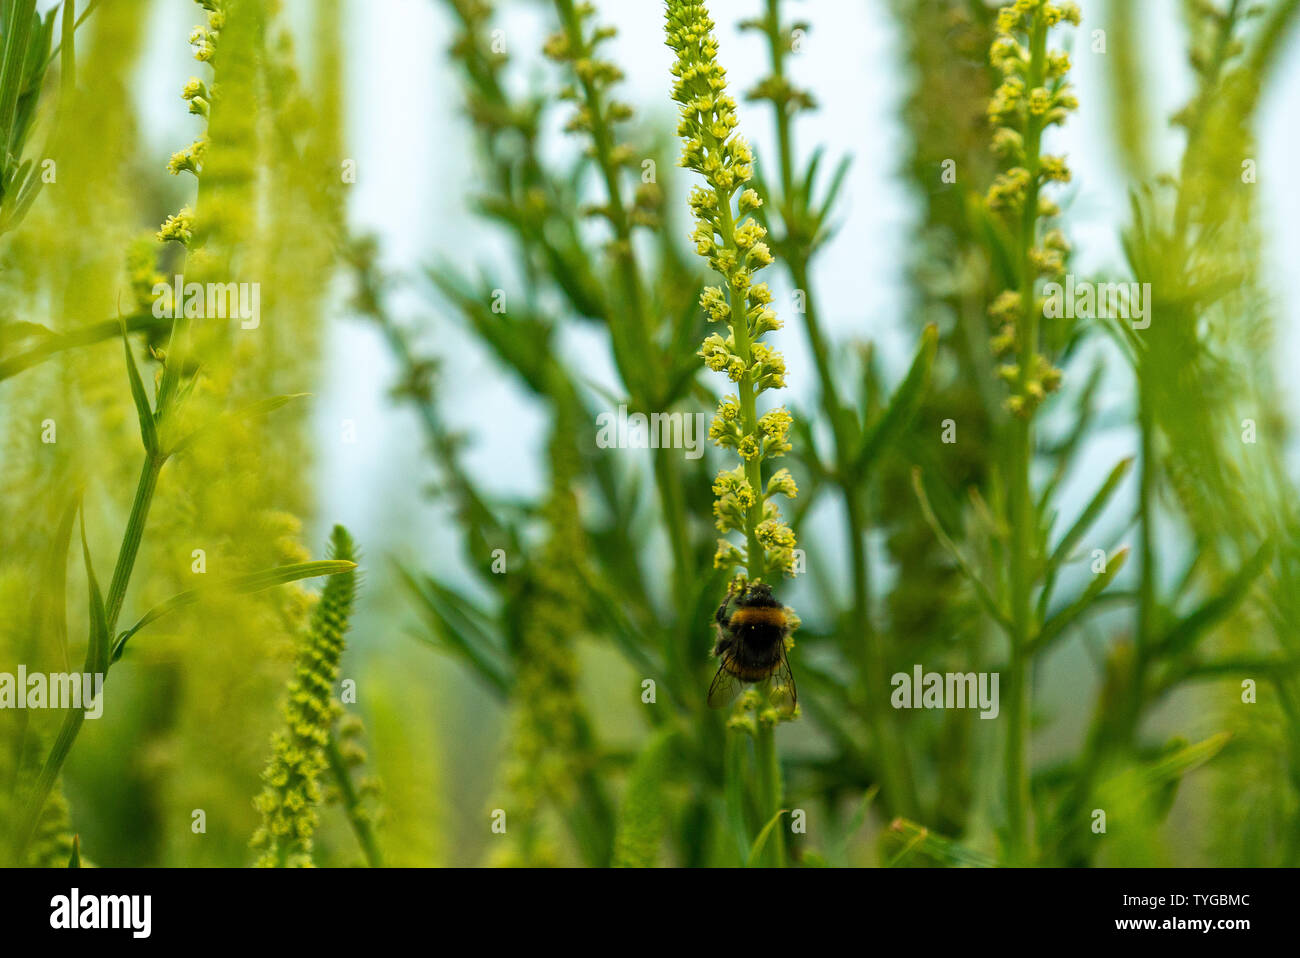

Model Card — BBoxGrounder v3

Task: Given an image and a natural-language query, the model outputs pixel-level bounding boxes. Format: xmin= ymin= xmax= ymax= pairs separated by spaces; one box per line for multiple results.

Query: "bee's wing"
xmin=706 ymin=660 xmax=745 ymax=709
xmin=770 ymin=643 xmax=797 ymax=712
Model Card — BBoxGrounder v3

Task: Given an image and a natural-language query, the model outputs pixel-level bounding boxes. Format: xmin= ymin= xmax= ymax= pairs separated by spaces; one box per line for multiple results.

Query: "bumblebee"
xmin=707 ymin=582 xmax=797 ymax=710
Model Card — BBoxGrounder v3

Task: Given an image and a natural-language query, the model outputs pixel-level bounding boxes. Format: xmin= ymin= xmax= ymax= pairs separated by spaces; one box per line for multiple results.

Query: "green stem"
xmin=717 ymin=199 xmax=766 ymax=582
xmin=1128 ymin=388 xmax=1157 ymax=742
xmin=106 ymin=455 xmax=163 ymax=632
xmin=757 ymin=7 xmax=916 ymax=815
xmin=1006 ymin=413 xmax=1034 ymax=866
xmin=763 ymin=0 xmax=796 ymax=202
xmin=553 ymin=0 xmax=652 ymax=353
xmin=324 ymin=731 xmax=384 ymax=868
xmin=724 ymin=725 xmax=756 ymax=859
xmin=709 ymin=130 xmax=783 ymax=861
xmin=1003 ymin=620 xmax=1031 ymax=865
xmin=554 ymin=0 xmax=696 ymax=689
xmin=1004 ymin=15 xmax=1048 ymax=867
xmin=14 ymin=450 xmax=165 ymax=857
xmin=754 ymin=721 xmax=786 ymax=866
xmin=790 ymin=259 xmax=917 ymax=819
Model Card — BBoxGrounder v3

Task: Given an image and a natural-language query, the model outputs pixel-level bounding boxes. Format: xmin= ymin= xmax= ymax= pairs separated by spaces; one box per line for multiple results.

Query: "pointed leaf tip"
xmin=120 ymin=321 xmax=158 ymax=456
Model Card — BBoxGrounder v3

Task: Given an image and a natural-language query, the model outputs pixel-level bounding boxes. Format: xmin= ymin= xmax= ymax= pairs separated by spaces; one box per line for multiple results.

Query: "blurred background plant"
xmin=1 ymin=0 xmax=1299 ymax=867
xmin=1 ymin=0 xmax=357 ymax=867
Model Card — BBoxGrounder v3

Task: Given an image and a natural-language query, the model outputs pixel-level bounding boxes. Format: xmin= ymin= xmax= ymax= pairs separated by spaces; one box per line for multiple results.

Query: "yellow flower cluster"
xmin=665 ymin=0 xmax=797 ymax=581
xmin=985 ymin=0 xmax=1080 ymax=419
xmin=161 ymin=1 xmax=226 ymax=245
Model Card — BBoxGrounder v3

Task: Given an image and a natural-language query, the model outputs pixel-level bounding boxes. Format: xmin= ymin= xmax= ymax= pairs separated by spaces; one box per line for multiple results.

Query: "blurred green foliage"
xmin=1 ymin=0 xmax=1299 ymax=868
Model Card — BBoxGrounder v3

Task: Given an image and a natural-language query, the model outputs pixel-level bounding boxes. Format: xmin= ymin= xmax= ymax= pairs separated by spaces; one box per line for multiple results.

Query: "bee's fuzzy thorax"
xmin=729 ymin=605 xmax=789 ymax=628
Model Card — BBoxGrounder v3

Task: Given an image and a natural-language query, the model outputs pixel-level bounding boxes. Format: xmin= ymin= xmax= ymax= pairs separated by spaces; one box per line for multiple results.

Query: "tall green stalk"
xmin=12 ymin=353 xmax=170 ymax=857
xmin=545 ymin=0 xmax=697 ymax=688
xmin=746 ymin=0 xmax=919 ymax=818
xmin=983 ymin=0 xmax=1080 ymax=864
xmin=665 ymin=0 xmax=800 ymax=866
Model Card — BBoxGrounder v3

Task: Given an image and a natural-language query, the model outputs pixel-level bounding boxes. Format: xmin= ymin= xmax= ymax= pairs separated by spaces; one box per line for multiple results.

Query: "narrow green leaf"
xmin=1048 ymin=458 xmax=1133 ymax=571
xmin=79 ymin=510 xmax=109 ymax=676
xmin=1039 ymin=457 xmax=1133 ymax=618
xmin=1160 ymin=542 xmax=1272 ymax=658
xmin=0 ymin=313 xmax=170 ymax=384
xmin=111 ymin=559 xmax=357 ymax=662
xmin=0 ymin=0 xmax=38 ymax=169
xmin=1 ymin=0 xmax=70 ymax=227
xmin=1103 ymin=733 xmax=1232 ymax=802
xmin=1036 ymin=547 xmax=1130 ymax=652
xmin=36 ymin=492 xmax=80 ymax=672
xmin=15 ymin=498 xmax=95 ymax=858
xmin=68 ymin=834 xmax=80 ymax=868
xmin=0 ymin=319 xmax=54 ymax=345
xmin=398 ymin=564 xmax=512 ymax=695
xmin=885 ymin=818 xmax=997 ymax=868
xmin=1038 ymin=360 xmax=1106 ymax=511
xmin=120 ymin=320 xmax=158 ymax=455
xmin=0 ymin=0 xmax=72 ymax=233
xmin=575 ymin=556 xmax=673 ymax=694
xmin=854 ymin=324 xmax=937 ymax=476
xmin=831 ymin=786 xmax=879 ymax=866
xmin=799 ymin=146 xmax=824 ymax=207
xmin=60 ymin=0 xmax=75 ymax=95
xmin=16 ymin=708 xmax=84 ymax=857
xmin=1167 ymin=655 xmax=1300 ymax=686
xmin=744 ymin=808 xmax=789 ymax=868
xmin=815 ymin=154 xmax=853 ymax=226
xmin=5 ymin=161 xmax=42 ymax=227
xmin=43 ymin=0 xmax=100 ymax=71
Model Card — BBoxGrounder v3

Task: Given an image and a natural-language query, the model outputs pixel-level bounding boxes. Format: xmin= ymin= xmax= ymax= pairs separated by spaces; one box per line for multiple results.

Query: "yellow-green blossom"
xmin=251 ymin=527 xmax=358 ymax=867
xmin=666 ymin=0 xmax=798 ymax=583
xmin=157 ymin=207 xmax=195 ymax=246
xmin=986 ymin=0 xmax=1078 ymax=417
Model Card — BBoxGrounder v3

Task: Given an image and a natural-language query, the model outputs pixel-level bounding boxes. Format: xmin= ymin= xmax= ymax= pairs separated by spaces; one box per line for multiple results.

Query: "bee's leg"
xmin=714 ymin=598 xmax=730 ymax=628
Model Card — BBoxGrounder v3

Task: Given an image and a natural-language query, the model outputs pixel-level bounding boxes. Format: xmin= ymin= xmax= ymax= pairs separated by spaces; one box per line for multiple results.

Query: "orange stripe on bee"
xmin=729 ymin=606 xmax=787 ymax=628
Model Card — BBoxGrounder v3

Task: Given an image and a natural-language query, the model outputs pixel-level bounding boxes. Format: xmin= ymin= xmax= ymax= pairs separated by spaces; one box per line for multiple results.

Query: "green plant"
xmin=664 ymin=0 xmax=801 ymax=867
xmin=985 ymin=0 xmax=1080 ymax=865
xmin=252 ymin=526 xmax=360 ymax=868
xmin=6 ymin=314 xmax=352 ymax=861
xmin=0 ymin=0 xmax=70 ymax=236
xmin=2 ymin=0 xmax=1281 ymax=870
xmin=1 ymin=0 xmax=353 ymax=867
xmin=324 ymin=713 xmax=384 ymax=868
xmin=384 ymin=0 xmax=1300 ymax=870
